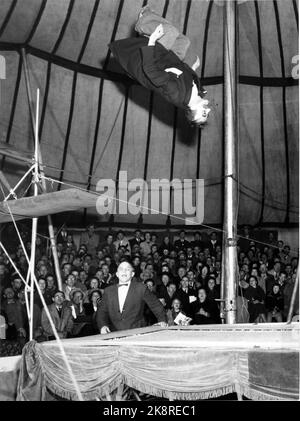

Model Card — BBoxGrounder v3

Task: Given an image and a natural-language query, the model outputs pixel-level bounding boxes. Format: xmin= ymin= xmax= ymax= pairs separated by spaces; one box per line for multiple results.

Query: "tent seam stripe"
xmin=254 ymin=0 xmax=265 ymax=226
xmin=273 ymin=0 xmax=290 ymax=223
xmin=113 ymin=85 xmax=130 ymax=223
xmin=24 ymin=0 xmax=48 ymax=46
xmin=86 ymin=78 xmax=105 ymax=192
xmin=198 ymin=0 xmax=213 ymax=181
xmin=38 ymin=62 xmax=52 ymax=142
xmin=58 ymin=71 xmax=78 ymax=190
xmin=0 ymin=51 xmax=23 ymax=170
xmin=292 ymin=0 xmax=298 ymax=31
xmin=0 ymin=0 xmax=17 ymax=39
xmin=51 ymin=0 xmax=75 ymax=55
xmin=77 ymin=0 xmax=100 ymax=64
xmin=201 ymin=0 xmax=213 ymax=80
xmin=103 ymin=0 xmax=125 ymax=71
xmin=183 ymin=0 xmax=192 ymax=35
xmin=162 ymin=0 xmax=170 ymax=19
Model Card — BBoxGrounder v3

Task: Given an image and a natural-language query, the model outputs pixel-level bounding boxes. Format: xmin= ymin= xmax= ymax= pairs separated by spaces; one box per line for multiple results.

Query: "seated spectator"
xmin=1 ymin=287 xmax=27 ymax=341
xmin=237 ymin=225 xmax=252 ymax=251
xmin=113 ymin=230 xmax=131 ymax=255
xmin=176 ymin=276 xmax=197 ymax=316
xmin=158 ymin=235 xmax=174 ymax=254
xmin=291 ymin=257 xmax=298 ymax=271
xmin=45 ymin=274 xmax=58 ymax=297
xmin=266 ymin=284 xmax=284 ymax=323
xmin=156 ymin=273 xmax=170 ymax=294
xmin=101 ymin=264 xmax=113 ymax=286
xmin=77 ymin=244 xmax=88 ymax=258
xmin=244 ymin=276 xmax=267 ymax=323
xmin=191 ymin=231 xmax=205 ymax=250
xmin=68 ymin=289 xmax=94 ymax=337
xmin=166 ymin=298 xmax=192 ymax=326
xmin=80 ymin=223 xmax=100 ymax=256
xmin=206 ymin=277 xmax=220 ymax=300
xmin=11 ymin=276 xmax=24 ymax=298
xmin=132 ymin=255 xmax=142 ymax=278
xmin=140 ymin=232 xmax=153 ymax=257
xmin=61 ymin=262 xmax=72 ymax=280
xmin=191 ymin=288 xmax=220 ymax=324
xmin=277 ymin=272 xmax=287 ymax=292
xmin=41 ymin=291 xmax=73 ymax=340
xmin=279 ymin=245 xmax=292 ymax=265
xmin=63 ymin=234 xmax=77 ymax=254
xmin=131 ymin=244 xmax=141 ymax=256
xmin=173 ymin=266 xmax=187 ymax=287
xmin=62 ymin=273 xmax=77 ymax=301
xmin=197 ymin=264 xmax=210 ymax=288
xmin=158 ymin=281 xmax=178 ymax=310
xmin=151 ymin=233 xmax=158 ymax=245
xmin=87 ymin=277 xmax=101 ymax=291
xmin=72 ymin=256 xmax=83 ymax=270
xmin=267 ymin=262 xmax=281 ymax=289
xmin=34 ymin=278 xmax=53 ymax=309
xmin=98 ymin=233 xmax=117 ymax=258
xmin=56 ymin=225 xmax=68 ymax=244
xmin=207 ymin=231 xmax=221 ymax=256
xmin=174 ymin=230 xmax=190 ymax=252
xmin=144 ymin=279 xmax=159 ymax=326
xmin=129 ymin=229 xmax=143 ymax=249
xmin=0 ymin=263 xmax=10 ymax=289
xmin=18 ymin=289 xmax=43 ymax=341
xmin=84 ymin=288 xmax=102 ymax=333
xmin=186 ymin=270 xmax=198 ymax=292
xmin=257 ymin=263 xmax=271 ymax=293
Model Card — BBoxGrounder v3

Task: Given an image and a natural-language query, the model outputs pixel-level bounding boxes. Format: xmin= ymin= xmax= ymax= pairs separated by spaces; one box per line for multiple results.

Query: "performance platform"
xmin=12 ymin=323 xmax=299 ymax=401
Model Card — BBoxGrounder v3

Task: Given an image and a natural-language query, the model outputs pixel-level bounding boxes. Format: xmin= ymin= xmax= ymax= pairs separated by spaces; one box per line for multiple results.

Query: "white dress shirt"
xmin=118 ymin=281 xmax=131 ymax=313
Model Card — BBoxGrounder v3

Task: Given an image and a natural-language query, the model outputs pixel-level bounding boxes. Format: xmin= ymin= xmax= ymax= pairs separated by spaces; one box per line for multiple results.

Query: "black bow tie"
xmin=118 ymin=283 xmax=129 ymax=287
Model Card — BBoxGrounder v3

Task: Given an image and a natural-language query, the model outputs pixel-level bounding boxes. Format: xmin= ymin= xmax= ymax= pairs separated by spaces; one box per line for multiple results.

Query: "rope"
xmin=0 ymin=242 xmax=30 ymax=289
xmin=3 ymin=189 xmax=84 ymax=401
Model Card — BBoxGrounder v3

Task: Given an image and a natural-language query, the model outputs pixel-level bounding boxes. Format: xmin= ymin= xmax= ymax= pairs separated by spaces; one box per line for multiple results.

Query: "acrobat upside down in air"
xmin=109 ymin=6 xmax=211 ymax=128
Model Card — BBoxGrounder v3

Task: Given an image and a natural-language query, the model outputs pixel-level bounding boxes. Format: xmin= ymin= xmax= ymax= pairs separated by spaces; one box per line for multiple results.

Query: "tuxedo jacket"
xmin=96 ymin=280 xmax=166 ymax=332
xmin=41 ymin=303 xmax=73 ymax=338
xmin=109 ymin=37 xmax=203 ymax=110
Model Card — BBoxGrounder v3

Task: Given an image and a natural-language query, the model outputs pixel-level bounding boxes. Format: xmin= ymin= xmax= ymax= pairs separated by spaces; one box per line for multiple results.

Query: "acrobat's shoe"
xmin=138 ymin=5 xmax=152 ymax=19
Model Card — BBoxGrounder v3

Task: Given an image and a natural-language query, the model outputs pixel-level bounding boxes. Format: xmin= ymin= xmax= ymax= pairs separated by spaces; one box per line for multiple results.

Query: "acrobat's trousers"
xmin=135 ymin=6 xmax=198 ymax=68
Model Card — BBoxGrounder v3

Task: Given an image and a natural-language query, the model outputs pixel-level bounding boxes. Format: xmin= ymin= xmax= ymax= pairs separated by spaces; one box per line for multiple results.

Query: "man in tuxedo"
xmin=96 ymin=261 xmax=167 ymax=333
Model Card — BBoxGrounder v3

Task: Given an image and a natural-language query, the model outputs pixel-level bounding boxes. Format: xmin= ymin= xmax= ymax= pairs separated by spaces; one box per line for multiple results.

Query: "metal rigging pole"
xmin=221 ymin=0 xmax=239 ymax=324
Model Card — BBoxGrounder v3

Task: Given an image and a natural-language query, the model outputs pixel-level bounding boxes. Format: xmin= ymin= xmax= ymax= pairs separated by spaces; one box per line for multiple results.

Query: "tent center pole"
xmin=221 ymin=0 xmax=239 ymax=324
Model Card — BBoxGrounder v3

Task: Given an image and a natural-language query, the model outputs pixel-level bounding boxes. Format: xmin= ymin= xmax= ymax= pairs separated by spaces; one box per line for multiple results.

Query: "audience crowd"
xmin=0 ymin=223 xmax=299 ymax=355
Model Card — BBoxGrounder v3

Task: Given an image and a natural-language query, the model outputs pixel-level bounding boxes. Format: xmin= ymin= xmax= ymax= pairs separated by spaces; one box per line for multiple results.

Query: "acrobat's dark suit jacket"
xmin=96 ymin=279 xmax=167 ymax=332
xmin=109 ymin=37 xmax=203 ymax=110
